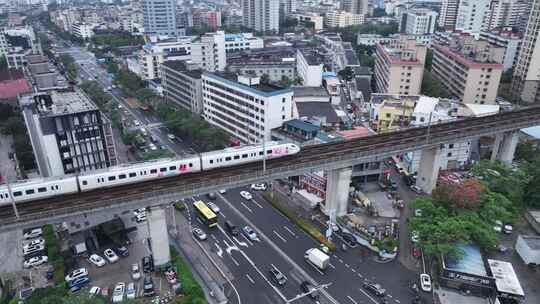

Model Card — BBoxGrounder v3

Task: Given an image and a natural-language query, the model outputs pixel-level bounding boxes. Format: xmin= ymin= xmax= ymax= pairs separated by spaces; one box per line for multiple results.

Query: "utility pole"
xmin=6 ymin=177 xmax=19 ymax=219
xmin=425 ymin=112 xmax=433 ymax=145
xmin=286 ymin=282 xmax=332 ymax=303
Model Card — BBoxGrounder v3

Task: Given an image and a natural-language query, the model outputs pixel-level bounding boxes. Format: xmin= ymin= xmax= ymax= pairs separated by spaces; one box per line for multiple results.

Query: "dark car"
xmin=225 ymin=221 xmax=240 ymax=236
xmin=116 ymin=245 xmax=129 ymax=257
xmin=68 ymin=276 xmax=90 ymax=289
xmin=269 ymin=268 xmax=287 ymax=286
xmin=363 ymin=282 xmax=386 ymax=297
xmin=143 ymin=276 xmax=155 ymax=297
xmin=300 ymin=281 xmax=319 ymax=300
xmin=341 ymin=232 xmax=357 ymax=247
xmin=142 ymin=256 xmax=154 ymax=273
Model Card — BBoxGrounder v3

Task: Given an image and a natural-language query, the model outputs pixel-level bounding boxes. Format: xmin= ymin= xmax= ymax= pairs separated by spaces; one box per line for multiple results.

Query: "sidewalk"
xmin=166 ymin=208 xmax=233 ymax=304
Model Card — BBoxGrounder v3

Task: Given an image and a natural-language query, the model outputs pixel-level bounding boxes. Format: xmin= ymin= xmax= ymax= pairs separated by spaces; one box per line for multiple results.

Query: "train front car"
xmin=266 ymin=142 xmax=301 ymax=159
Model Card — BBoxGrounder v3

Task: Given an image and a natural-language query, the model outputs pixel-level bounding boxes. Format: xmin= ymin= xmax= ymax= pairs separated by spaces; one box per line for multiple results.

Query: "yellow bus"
xmin=193 ymin=201 xmax=218 ymax=228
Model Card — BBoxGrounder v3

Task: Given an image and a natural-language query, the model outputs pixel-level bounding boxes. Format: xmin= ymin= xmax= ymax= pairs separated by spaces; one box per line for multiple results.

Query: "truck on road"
xmin=304 ymin=248 xmax=330 ymax=271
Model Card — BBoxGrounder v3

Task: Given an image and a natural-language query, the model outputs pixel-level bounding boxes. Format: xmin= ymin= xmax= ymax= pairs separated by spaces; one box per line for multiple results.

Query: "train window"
xmin=0 ymin=194 xmax=3 ymax=199
xmin=38 ymin=187 xmax=47 ymax=192
xmin=160 ymin=167 xmax=167 ymax=172
xmin=267 ymin=150 xmax=272 ymax=154
xmin=210 ymin=160 xmax=214 ymax=164
xmin=242 ymin=154 xmax=248 ymax=158
xmin=234 ymin=155 xmax=240 ymax=160
xmin=169 ymin=166 xmax=176 ymax=171
xmin=56 ymin=185 xmax=59 ymax=190
xmin=119 ymin=174 xmax=126 ymax=179
xmin=26 ymin=189 xmax=35 ymax=195
xmin=129 ymin=173 xmax=136 ymax=178
xmin=150 ymin=169 xmax=157 ymax=174
xmin=259 ymin=151 xmax=264 ymax=156
xmin=13 ymin=191 xmax=22 ymax=197
xmin=108 ymin=176 xmax=116 ymax=181
xmin=225 ymin=157 xmax=231 ymax=161
xmin=189 ymin=163 xmax=193 ymax=167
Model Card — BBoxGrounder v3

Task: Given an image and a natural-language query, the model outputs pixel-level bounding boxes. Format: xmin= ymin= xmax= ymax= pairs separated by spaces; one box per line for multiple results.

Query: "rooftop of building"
xmin=296 ymin=102 xmax=339 ymax=124
xmin=377 ymin=42 xmax=424 ymax=65
xmin=521 ymin=126 xmax=540 ymax=140
xmin=487 ymin=259 xmax=525 ymax=297
xmin=371 ymin=93 xmax=421 ymax=105
xmin=284 ymin=119 xmax=321 ymax=133
xmin=433 ymin=31 xmax=505 ymax=67
xmin=355 ymin=77 xmax=371 ymax=101
xmin=443 ymin=244 xmax=488 ymax=277
xmin=298 ymin=48 xmax=325 ymax=66
xmin=161 ymin=60 xmax=203 ymax=78
xmin=480 ymin=27 xmax=523 ymax=40
xmin=336 ymin=126 xmax=374 ymax=139
xmin=21 ymin=90 xmax=98 ymax=116
xmin=224 ymin=33 xmax=259 ymax=41
xmin=519 ymin=235 xmax=540 ymax=250
xmin=204 ymin=72 xmax=292 ymax=96
xmin=26 ymin=54 xmax=48 ymax=64
xmin=292 ymin=86 xmax=330 ymax=98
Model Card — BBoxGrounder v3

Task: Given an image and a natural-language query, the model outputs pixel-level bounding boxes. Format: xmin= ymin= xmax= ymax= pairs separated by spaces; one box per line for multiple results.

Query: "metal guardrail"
xmin=1 ymin=114 xmax=539 ymax=231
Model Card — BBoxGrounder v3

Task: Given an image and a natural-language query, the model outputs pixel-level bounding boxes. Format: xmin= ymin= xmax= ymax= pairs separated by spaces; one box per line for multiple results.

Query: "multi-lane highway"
xmin=186 ymin=186 xmax=423 ymax=304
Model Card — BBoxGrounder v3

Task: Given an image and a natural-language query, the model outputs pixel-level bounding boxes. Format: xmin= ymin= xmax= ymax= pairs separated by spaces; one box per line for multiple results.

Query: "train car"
xmin=78 ymin=156 xmax=202 ymax=192
xmin=200 ymin=142 xmax=300 ymax=171
xmin=0 ymin=176 xmax=79 ymax=205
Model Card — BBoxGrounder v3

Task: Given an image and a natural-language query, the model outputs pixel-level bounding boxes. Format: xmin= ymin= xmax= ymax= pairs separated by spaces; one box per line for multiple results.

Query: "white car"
xmin=240 ymin=191 xmax=253 ymax=200
xmin=219 ymin=189 xmax=227 ymax=194
xmin=88 ymin=254 xmax=106 ymax=267
xmin=126 ymin=282 xmax=136 ymax=299
xmin=167 ymin=133 xmax=175 ymax=140
xmin=103 ymin=249 xmax=119 ymax=263
xmin=89 ymin=286 xmax=101 ymax=297
xmin=504 ymin=224 xmax=513 ymax=234
xmin=207 ymin=202 xmax=220 ymax=214
xmin=410 ymin=185 xmax=423 ymax=194
xmin=23 ymin=228 xmax=43 ymax=239
xmin=411 ymin=231 xmax=419 ymax=243
xmin=133 ymin=208 xmax=146 ymax=217
xmin=420 ymin=273 xmax=432 ymax=292
xmin=133 ymin=120 xmax=141 ymax=126
xmin=131 ymin=263 xmax=141 ymax=280
xmin=23 ymin=256 xmax=48 ymax=268
xmin=112 ymin=282 xmax=125 ymax=303
xmin=149 ymin=143 xmax=158 ymax=151
xmin=23 ymin=238 xmax=45 ymax=249
xmin=65 ymin=268 xmax=89 ymax=282
xmin=242 ymin=226 xmax=259 ymax=242
xmin=23 ymin=244 xmax=44 ymax=256
xmin=136 ymin=213 xmax=147 ymax=223
xmin=250 ymin=183 xmax=267 ymax=191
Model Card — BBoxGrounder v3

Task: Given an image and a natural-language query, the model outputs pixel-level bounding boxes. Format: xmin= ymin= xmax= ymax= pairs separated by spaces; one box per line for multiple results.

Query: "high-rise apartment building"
xmin=400 ymin=9 xmax=438 ymax=35
xmin=20 ymin=90 xmax=117 ymax=177
xmin=432 ymin=32 xmax=504 ymax=104
xmin=242 ymin=0 xmax=279 ymax=33
xmin=439 ymin=0 xmax=461 ymax=29
xmin=512 ymin=0 xmax=540 ymax=104
xmin=191 ymin=31 xmax=227 ymax=72
xmin=161 ymin=60 xmax=203 ymax=114
xmin=455 ymin=0 xmax=492 ymax=37
xmin=374 ymin=35 xmax=427 ymax=95
xmin=202 ymin=73 xmax=293 ymax=144
xmin=486 ymin=0 xmax=529 ymax=30
xmin=142 ymin=0 xmax=178 ymax=36
xmin=325 ymin=11 xmax=365 ymax=28
xmin=341 ymin=0 xmax=369 ymax=15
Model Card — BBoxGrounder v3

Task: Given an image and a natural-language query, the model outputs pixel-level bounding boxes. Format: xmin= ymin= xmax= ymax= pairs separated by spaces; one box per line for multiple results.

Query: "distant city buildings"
xmin=439 ymin=0 xmax=460 ymax=30
xmin=142 ymin=0 xmax=178 ymax=36
xmin=399 ymin=8 xmax=438 ymax=35
xmin=479 ymin=28 xmax=522 ymax=72
xmin=296 ymin=48 xmax=324 ymax=87
xmin=455 ymin=0 xmax=492 ymax=37
xmin=242 ymin=0 xmax=279 ymax=33
xmin=191 ymin=31 xmax=227 ymax=73
xmin=325 ymin=11 xmax=364 ymax=28
xmin=138 ymin=36 xmax=195 ymax=80
xmin=71 ymin=22 xmax=95 ymax=40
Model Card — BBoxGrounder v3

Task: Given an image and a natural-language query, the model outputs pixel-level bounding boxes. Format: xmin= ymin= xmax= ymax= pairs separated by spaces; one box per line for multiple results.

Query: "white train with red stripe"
xmin=0 ymin=142 xmax=300 ymax=205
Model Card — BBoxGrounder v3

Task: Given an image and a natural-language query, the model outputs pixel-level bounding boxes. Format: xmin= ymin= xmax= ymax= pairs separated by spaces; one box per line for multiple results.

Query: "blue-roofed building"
xmin=223 ymin=33 xmax=264 ymax=53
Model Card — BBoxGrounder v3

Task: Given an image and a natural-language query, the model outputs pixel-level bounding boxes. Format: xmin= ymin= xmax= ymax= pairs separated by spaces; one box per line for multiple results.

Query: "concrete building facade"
xmin=400 ymin=9 xmax=438 ymax=35
xmin=223 ymin=33 xmax=264 ymax=53
xmin=296 ymin=49 xmax=324 ymax=87
xmin=439 ymin=0 xmax=461 ymax=29
xmin=455 ymin=0 xmax=492 ymax=37
xmin=202 ymin=73 xmax=293 ymax=144
xmin=325 ymin=11 xmax=364 ymax=28
xmin=71 ymin=23 xmax=94 ymax=40
xmin=242 ymin=0 xmax=280 ymax=33
xmin=138 ymin=36 xmax=195 ymax=80
xmin=373 ymin=36 xmax=426 ymax=95
xmin=479 ymin=29 xmax=522 ymax=72
xmin=432 ymin=33 xmax=504 ymax=104
xmin=191 ymin=31 xmax=227 ymax=72
xmin=161 ymin=60 xmax=203 ymax=114
xmin=142 ymin=0 xmax=178 ymax=36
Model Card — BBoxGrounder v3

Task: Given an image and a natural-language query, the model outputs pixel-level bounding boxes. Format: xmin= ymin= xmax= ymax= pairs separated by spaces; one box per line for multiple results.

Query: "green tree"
xmin=515 ymin=141 xmax=537 ymax=163
xmin=0 ymin=55 xmax=7 ymax=69
xmin=26 ymin=287 xmax=67 ymax=304
xmin=338 ymin=67 xmax=354 ymax=81
xmin=279 ymin=75 xmax=293 ymax=87
xmin=260 ymin=73 xmax=270 ymax=84
xmin=421 ymin=71 xmax=451 ymax=98
xmin=135 ymin=88 xmax=158 ymax=104
xmin=425 ymin=49 xmax=433 ymax=71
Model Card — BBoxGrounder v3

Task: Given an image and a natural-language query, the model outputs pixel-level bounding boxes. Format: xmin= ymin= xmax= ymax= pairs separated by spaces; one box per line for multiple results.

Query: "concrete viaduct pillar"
xmin=147 ymin=207 xmax=171 ymax=269
xmin=416 ymin=146 xmax=442 ymax=194
xmin=324 ymin=167 xmax=352 ymax=218
xmin=491 ymin=131 xmax=520 ymax=165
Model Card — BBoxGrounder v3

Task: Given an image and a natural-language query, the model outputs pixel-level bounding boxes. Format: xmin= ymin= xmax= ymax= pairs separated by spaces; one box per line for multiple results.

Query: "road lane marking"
xmin=345 ymin=264 xmax=350 ymax=268
xmin=229 ymin=255 xmax=240 ymax=266
xmin=395 ymin=299 xmax=401 ymax=303
xmin=358 ymin=288 xmax=379 ymax=304
xmin=240 ymin=202 xmax=253 ymax=213
xmin=339 ymin=259 xmax=343 ymax=263
xmin=251 ymin=199 xmax=263 ymax=209
xmin=329 ymin=263 xmax=336 ymax=269
xmin=214 ymin=243 xmax=223 ymax=257
xmin=272 ymin=230 xmax=287 ymax=243
xmin=233 ymin=236 xmax=248 ymax=247
xmin=351 ymin=268 xmax=356 ymax=273
xmin=283 ymin=226 xmax=297 ymax=237
xmin=220 ymin=213 xmax=227 ymax=218
xmin=246 ymin=274 xmax=255 ymax=284
xmin=211 ymin=234 xmax=218 ymax=241
xmin=241 ymin=234 xmax=254 ymax=246
xmin=347 ymin=296 xmax=358 ymax=304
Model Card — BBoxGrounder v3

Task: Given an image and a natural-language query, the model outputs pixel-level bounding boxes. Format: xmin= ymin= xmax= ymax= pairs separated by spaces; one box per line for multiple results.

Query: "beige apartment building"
xmin=374 ymin=35 xmax=427 ymax=95
xmin=512 ymin=0 xmax=540 ymax=104
xmin=432 ymin=33 xmax=504 ymax=104
xmin=325 ymin=11 xmax=364 ymax=28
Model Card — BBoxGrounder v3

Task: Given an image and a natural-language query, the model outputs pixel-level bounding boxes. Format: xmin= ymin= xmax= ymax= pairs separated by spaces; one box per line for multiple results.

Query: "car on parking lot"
xmin=142 ymin=256 xmax=154 ymax=273
xmin=363 ymin=282 xmax=386 ymax=297
xmin=23 ymin=243 xmax=44 ymax=256
xmin=420 ymin=274 xmax=432 ymax=292
xmin=88 ymin=254 xmax=106 ymax=267
xmin=300 ymin=281 xmax=319 ymax=300
xmin=133 ymin=208 xmax=146 ymax=216
xmin=116 ymin=245 xmax=129 ymax=257
xmin=23 ymin=255 xmax=48 ymax=268
xmin=143 ymin=276 xmax=155 ymax=297
xmin=207 ymin=192 xmax=217 ymax=200
xmin=242 ymin=226 xmax=259 ymax=242
xmin=269 ymin=268 xmax=287 ymax=286
xmin=23 ymin=238 xmax=45 ymax=249
xmin=250 ymin=183 xmax=267 ymax=191
xmin=503 ymin=224 xmax=513 ymax=234
xmin=23 ymin=228 xmax=43 ymax=239
xmin=65 ymin=268 xmax=89 ymax=282
xmin=68 ymin=276 xmax=90 ymax=289
xmin=207 ymin=202 xmax=220 ymax=213
xmin=411 ymin=231 xmax=419 ymax=243
xmin=165 ymin=269 xmax=177 ymax=284
xmin=192 ymin=227 xmax=207 ymax=241
xmin=104 ymin=249 xmax=119 ymax=263
xmin=131 ymin=263 xmax=141 ymax=280
xmin=219 ymin=189 xmax=227 ymax=194
xmin=167 ymin=133 xmax=175 ymax=140
xmin=410 ymin=185 xmax=423 ymax=194
xmin=133 ymin=120 xmax=141 ymax=126
xmin=112 ymin=282 xmax=125 ymax=303
xmin=240 ymin=191 xmax=252 ymax=200
xmin=126 ymin=282 xmax=136 ymax=300
xmin=89 ymin=286 xmax=101 ymax=297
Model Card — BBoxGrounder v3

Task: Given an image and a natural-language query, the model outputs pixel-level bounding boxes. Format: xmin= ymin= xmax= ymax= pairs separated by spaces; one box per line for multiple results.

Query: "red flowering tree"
xmin=433 ymin=179 xmax=486 ymax=211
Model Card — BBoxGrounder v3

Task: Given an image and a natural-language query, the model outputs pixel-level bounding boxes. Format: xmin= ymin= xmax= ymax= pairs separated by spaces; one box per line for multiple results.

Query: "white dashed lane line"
xmin=347 ymin=295 xmax=358 ymax=304
xmin=272 ymin=230 xmax=287 ymax=243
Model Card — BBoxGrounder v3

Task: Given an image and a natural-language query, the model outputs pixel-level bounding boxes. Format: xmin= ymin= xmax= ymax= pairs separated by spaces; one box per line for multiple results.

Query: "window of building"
xmin=447 ymin=152 xmax=452 ymax=157
xmin=449 ymin=143 xmax=454 ymax=149
xmin=386 ymin=113 xmax=391 ymax=118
